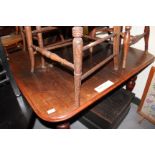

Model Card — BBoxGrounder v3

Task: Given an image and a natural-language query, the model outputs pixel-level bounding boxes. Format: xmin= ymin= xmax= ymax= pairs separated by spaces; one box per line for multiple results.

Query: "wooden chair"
xmin=25 ymin=26 xmax=72 ymax=72
xmin=0 ymin=26 xmax=26 ymax=56
xmin=88 ymin=26 xmax=122 ymax=56
xmin=88 ymin=26 xmax=150 ymax=69
xmin=122 ymin=26 xmax=150 ymax=68
xmin=25 ymin=26 xmax=121 ymax=107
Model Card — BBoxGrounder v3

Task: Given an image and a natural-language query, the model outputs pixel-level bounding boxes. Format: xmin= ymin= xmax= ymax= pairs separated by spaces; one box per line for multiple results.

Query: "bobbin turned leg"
xmin=113 ymin=26 xmax=121 ymax=70
xmin=144 ymin=26 xmax=150 ymax=53
xmin=36 ymin=26 xmax=45 ymax=68
xmin=126 ymin=76 xmax=137 ymax=92
xmin=122 ymin=26 xmax=131 ymax=69
xmin=72 ymin=27 xmax=83 ymax=107
xmin=25 ymin=26 xmax=35 ymax=72
xmin=56 ymin=122 xmax=70 ymax=129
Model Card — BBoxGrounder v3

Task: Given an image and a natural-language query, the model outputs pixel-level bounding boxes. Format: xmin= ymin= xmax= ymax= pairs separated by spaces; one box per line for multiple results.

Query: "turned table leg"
xmin=56 ymin=122 xmax=70 ymax=129
xmin=126 ymin=76 xmax=137 ymax=91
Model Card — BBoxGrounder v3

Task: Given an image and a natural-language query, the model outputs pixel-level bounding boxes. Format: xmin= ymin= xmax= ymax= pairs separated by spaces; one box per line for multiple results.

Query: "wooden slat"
xmin=32 ymin=36 xmax=38 ymax=40
xmin=96 ymin=27 xmax=113 ymax=32
xmin=31 ymin=45 xmax=74 ymax=70
xmin=81 ymin=54 xmax=115 ymax=80
xmin=32 ymin=26 xmax=58 ymax=34
xmin=130 ymin=33 xmax=145 ymax=46
xmin=45 ymin=39 xmax=72 ymax=50
xmin=83 ymin=34 xmax=115 ymax=51
xmin=83 ymin=35 xmax=98 ymax=41
xmin=1 ymin=34 xmax=22 ymax=47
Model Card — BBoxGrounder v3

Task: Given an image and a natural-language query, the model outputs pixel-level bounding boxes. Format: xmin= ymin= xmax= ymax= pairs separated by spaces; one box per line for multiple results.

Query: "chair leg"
xmin=89 ymin=27 xmax=96 ymax=39
xmin=88 ymin=27 xmax=96 ymax=54
xmin=36 ymin=26 xmax=45 ymax=68
xmin=25 ymin=26 xmax=35 ymax=73
xmin=72 ymin=27 xmax=83 ymax=107
xmin=144 ymin=26 xmax=150 ymax=53
xmin=19 ymin=26 xmax=26 ymax=52
xmin=59 ymin=33 xmax=65 ymax=41
xmin=122 ymin=26 xmax=131 ymax=69
xmin=113 ymin=26 xmax=121 ymax=70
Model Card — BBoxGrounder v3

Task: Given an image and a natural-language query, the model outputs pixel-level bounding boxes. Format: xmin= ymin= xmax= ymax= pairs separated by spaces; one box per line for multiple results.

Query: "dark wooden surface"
xmin=8 ymin=42 xmax=154 ymax=123
xmin=0 ymin=27 xmax=15 ymax=37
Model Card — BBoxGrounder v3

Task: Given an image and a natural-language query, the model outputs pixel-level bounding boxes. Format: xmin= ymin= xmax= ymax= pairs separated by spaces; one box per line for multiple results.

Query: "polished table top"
xmin=8 ymin=43 xmax=154 ymax=122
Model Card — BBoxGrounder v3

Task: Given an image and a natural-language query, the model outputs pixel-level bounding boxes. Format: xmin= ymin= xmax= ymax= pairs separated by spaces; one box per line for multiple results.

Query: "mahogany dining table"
xmin=8 ymin=41 xmax=154 ymax=128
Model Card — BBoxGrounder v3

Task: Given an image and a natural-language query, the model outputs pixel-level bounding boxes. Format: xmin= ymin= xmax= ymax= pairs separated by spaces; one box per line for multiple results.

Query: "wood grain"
xmin=8 ymin=42 xmax=154 ymax=123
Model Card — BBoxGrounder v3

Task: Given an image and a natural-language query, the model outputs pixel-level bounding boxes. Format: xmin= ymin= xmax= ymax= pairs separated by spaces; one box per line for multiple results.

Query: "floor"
xmin=33 ymin=103 xmax=155 ymax=129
